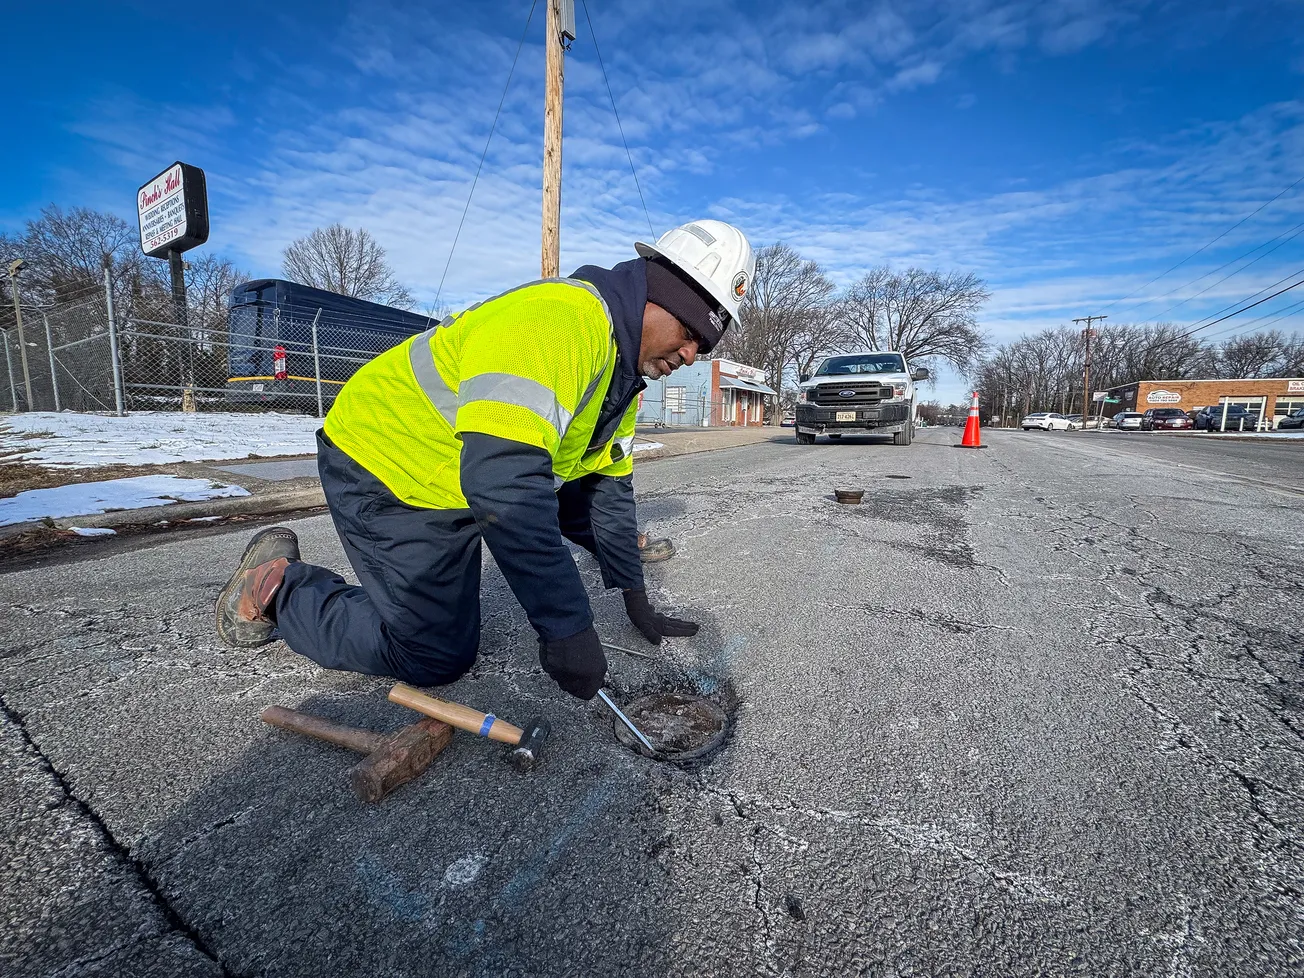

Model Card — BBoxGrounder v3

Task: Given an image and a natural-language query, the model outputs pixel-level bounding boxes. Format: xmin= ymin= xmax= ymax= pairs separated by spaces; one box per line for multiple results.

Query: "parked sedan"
xmin=1277 ymin=407 xmax=1304 ymax=430
xmin=1140 ymin=407 xmax=1194 ymax=431
xmin=1194 ymin=405 xmax=1259 ymax=431
xmin=1112 ymin=411 xmax=1144 ymax=431
xmin=1021 ymin=412 xmax=1073 ymax=431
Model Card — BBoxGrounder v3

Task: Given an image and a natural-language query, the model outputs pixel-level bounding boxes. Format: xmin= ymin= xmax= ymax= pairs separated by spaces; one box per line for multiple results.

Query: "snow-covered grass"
xmin=0 ymin=412 xmax=321 ymax=468
xmin=632 ymin=441 xmax=664 ymax=453
xmin=0 ymin=475 xmax=250 ymax=527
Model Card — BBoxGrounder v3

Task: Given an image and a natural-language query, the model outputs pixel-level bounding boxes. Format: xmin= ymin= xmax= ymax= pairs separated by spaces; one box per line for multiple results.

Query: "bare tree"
xmin=1215 ymin=330 xmax=1291 ymax=378
xmin=282 ymin=224 xmax=413 ymax=308
xmin=716 ymin=243 xmax=836 ymax=401
xmin=836 ymin=266 xmax=990 ymax=371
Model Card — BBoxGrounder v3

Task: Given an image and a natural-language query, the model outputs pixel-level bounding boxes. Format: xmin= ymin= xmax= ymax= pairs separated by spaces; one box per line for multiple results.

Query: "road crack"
xmin=0 ymin=690 xmax=243 ymax=978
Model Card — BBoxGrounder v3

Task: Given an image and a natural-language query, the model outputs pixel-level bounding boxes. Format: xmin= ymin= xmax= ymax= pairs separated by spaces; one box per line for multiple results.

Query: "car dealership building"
xmin=1102 ymin=377 xmax=1304 ymax=428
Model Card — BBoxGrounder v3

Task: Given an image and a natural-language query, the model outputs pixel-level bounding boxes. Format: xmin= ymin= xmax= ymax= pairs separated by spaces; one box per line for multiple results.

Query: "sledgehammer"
xmin=259 ymin=705 xmax=453 ymax=803
xmin=388 ymin=683 xmax=550 ymax=771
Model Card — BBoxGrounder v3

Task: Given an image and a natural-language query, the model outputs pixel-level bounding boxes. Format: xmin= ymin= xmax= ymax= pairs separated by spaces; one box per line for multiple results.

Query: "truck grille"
xmin=808 ymin=383 xmax=893 ymax=406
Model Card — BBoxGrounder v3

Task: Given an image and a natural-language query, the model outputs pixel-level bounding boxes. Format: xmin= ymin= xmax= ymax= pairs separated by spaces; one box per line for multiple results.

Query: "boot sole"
xmin=214 ymin=527 xmax=299 ymax=648
xmin=639 ymin=543 xmax=676 ymax=563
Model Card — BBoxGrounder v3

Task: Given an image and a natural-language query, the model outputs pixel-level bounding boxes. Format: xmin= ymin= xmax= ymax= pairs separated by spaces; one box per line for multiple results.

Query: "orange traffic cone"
xmin=958 ymin=390 xmax=985 ymax=449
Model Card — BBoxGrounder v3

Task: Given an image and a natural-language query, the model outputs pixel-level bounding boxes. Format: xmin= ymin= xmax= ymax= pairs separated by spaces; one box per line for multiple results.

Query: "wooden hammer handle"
xmin=388 ymin=683 xmax=524 ymax=745
xmin=260 ymin=705 xmax=383 ymax=755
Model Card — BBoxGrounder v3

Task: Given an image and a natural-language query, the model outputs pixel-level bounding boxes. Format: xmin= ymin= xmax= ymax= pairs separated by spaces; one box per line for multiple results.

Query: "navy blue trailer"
xmin=226 ymin=279 xmax=432 ymax=407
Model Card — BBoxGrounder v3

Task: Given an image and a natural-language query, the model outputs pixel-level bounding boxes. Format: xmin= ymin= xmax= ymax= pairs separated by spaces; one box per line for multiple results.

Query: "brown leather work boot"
xmin=214 ymin=527 xmax=300 ymax=648
xmin=637 ymin=530 xmax=675 ymax=563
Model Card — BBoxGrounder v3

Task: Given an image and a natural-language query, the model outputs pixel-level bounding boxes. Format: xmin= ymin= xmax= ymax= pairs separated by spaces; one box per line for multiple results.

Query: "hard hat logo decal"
xmin=732 ymin=271 xmax=748 ymax=299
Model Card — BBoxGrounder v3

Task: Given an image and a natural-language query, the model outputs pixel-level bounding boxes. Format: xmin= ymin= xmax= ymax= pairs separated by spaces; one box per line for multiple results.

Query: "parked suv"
xmin=794 ymin=352 xmax=928 ymax=446
xmin=1140 ymin=408 xmax=1193 ymax=431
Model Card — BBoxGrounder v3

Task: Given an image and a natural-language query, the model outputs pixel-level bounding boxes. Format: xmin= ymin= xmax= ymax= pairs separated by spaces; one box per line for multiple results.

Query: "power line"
xmin=1133 ymin=270 xmax=1304 ymax=360
xmin=1128 ymin=221 xmax=1304 ymax=327
xmin=1199 ymin=295 xmax=1304 ymax=345
xmin=432 ymin=0 xmax=540 ymax=315
xmin=580 ymin=0 xmax=655 ymax=239
xmin=1107 ymin=218 xmax=1304 ymax=325
xmin=1095 ymin=172 xmax=1304 ymax=316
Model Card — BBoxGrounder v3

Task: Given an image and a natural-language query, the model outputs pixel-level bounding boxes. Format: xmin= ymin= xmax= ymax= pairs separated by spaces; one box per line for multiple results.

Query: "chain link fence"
xmin=1 ymin=278 xmax=414 ymax=417
xmin=1 ymin=277 xmax=776 ymax=427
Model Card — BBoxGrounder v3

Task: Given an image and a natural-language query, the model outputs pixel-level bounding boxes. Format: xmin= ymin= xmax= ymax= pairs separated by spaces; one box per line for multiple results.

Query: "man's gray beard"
xmin=641 ymin=359 xmax=668 ymax=380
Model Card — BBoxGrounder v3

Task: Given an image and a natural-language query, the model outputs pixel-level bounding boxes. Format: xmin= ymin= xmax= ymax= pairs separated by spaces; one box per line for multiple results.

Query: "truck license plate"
xmin=836 ymin=411 xmax=856 ymax=422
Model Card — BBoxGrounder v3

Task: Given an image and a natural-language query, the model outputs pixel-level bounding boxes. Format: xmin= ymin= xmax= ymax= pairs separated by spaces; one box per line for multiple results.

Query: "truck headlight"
xmin=803 ymin=389 xmax=817 ymax=402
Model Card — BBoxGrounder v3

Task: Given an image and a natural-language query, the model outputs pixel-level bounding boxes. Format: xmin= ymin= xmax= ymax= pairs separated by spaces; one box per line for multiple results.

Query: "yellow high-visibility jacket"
xmin=322 ymin=266 xmax=650 ymax=643
xmin=325 ymin=278 xmax=638 ymax=510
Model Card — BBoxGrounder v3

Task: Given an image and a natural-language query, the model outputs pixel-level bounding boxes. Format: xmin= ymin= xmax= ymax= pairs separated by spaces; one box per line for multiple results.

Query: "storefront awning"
xmin=719 ymin=375 xmax=777 ymax=396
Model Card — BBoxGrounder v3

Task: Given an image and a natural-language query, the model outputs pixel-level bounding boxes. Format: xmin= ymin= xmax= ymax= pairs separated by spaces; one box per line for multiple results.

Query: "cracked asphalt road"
xmin=2 ymin=427 xmax=1301 ymax=977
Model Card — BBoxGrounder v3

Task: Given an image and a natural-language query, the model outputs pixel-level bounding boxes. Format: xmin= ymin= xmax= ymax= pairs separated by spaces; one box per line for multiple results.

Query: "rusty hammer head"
xmin=508 ymin=717 xmax=550 ymax=771
xmin=348 ymin=717 xmax=454 ymax=802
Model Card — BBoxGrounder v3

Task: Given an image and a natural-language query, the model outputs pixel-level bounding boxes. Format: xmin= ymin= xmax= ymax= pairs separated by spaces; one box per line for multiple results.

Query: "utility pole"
xmin=7 ymin=260 xmax=34 ymax=411
xmin=541 ymin=0 xmax=576 ymax=278
xmin=1074 ymin=314 xmax=1107 ymax=427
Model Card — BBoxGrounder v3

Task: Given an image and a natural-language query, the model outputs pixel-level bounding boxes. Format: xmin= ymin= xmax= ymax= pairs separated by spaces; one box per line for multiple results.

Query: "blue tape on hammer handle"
xmin=478 ymin=714 xmax=496 ymax=737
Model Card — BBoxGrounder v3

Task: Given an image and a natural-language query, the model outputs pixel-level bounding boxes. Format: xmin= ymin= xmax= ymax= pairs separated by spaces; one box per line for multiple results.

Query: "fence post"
xmin=2 ymin=330 xmax=17 ymax=412
xmin=311 ymin=307 xmax=324 ymax=419
xmin=104 ymin=266 xmax=124 ymax=416
xmin=42 ymin=312 xmax=61 ymax=412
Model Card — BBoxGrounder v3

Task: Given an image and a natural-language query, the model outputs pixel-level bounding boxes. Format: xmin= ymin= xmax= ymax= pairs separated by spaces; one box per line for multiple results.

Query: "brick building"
xmin=1103 ymin=377 xmax=1304 ymax=428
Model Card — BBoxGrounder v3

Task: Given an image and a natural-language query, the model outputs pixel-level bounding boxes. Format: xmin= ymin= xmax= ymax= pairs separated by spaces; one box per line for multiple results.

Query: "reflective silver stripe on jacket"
xmin=407 ymin=277 xmax=616 ymax=436
xmin=408 ymin=327 xmax=457 ymax=428
xmin=459 ymin=372 xmax=572 ymax=437
xmin=614 ymin=433 xmax=636 ymax=461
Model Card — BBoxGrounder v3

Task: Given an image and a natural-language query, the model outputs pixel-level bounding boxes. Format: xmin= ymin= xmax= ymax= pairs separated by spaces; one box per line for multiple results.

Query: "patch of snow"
xmin=0 ymin=475 xmax=250 ymax=527
xmin=187 ymin=516 xmax=222 ymax=522
xmin=443 ymin=853 xmax=487 ymax=887
xmin=69 ymin=526 xmax=117 ymax=537
xmin=0 ymin=411 xmax=321 ymax=468
xmin=633 ymin=441 xmax=664 ymax=453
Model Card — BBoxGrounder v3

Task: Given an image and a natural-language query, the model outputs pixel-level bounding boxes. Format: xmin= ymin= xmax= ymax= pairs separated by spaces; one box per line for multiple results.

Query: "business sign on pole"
xmin=1092 ymin=391 xmax=1107 ymax=402
xmin=137 ymin=162 xmax=209 ymax=258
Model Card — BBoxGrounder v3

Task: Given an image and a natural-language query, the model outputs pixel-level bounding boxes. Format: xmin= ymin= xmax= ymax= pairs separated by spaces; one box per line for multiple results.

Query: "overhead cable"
xmin=580 ymin=0 xmax=655 ymax=239
xmin=433 ymin=0 xmax=540 ymax=316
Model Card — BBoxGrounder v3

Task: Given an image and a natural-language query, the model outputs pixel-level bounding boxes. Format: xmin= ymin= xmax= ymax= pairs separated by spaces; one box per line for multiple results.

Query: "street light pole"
xmin=7 ymin=260 xmax=34 ymax=411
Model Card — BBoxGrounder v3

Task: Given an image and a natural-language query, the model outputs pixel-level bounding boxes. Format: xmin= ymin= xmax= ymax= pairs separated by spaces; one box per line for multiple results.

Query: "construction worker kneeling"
xmin=215 ymin=221 xmax=755 ymax=701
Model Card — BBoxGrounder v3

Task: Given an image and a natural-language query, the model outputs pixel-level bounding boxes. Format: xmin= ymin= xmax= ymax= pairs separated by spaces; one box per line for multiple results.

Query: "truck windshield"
xmin=815 ymin=354 xmax=907 ymax=376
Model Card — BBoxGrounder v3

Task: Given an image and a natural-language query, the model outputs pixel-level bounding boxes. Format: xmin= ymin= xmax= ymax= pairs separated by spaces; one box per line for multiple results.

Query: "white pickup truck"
xmin=794 ymin=351 xmax=929 ymax=446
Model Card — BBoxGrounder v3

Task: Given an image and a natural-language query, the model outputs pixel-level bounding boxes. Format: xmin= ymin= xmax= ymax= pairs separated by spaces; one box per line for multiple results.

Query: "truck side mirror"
xmin=799 ymin=373 xmax=811 ymax=383
xmin=912 ymin=367 xmax=930 ymax=381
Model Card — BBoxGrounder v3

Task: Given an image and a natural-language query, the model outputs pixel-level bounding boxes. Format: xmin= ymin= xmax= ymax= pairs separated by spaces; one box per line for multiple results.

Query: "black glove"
xmin=539 ymin=625 xmax=607 ymax=700
xmin=623 ymin=589 xmax=700 ymax=645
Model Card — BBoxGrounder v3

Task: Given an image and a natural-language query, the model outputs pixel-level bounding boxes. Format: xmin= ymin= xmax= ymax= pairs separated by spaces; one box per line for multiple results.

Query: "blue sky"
xmin=2 ymin=0 xmax=1303 ymax=402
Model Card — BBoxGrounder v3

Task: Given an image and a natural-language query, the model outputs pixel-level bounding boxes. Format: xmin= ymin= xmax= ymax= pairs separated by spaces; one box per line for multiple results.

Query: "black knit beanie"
xmin=644 ymin=257 xmax=730 ymax=353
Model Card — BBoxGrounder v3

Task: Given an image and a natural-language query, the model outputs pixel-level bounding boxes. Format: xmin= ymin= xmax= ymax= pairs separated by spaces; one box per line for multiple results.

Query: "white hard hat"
xmin=635 ymin=220 xmax=756 ymax=328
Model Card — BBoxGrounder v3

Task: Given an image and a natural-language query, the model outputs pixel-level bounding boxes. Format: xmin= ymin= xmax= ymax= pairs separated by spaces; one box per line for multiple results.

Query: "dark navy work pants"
xmin=275 ymin=431 xmax=602 ymax=686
